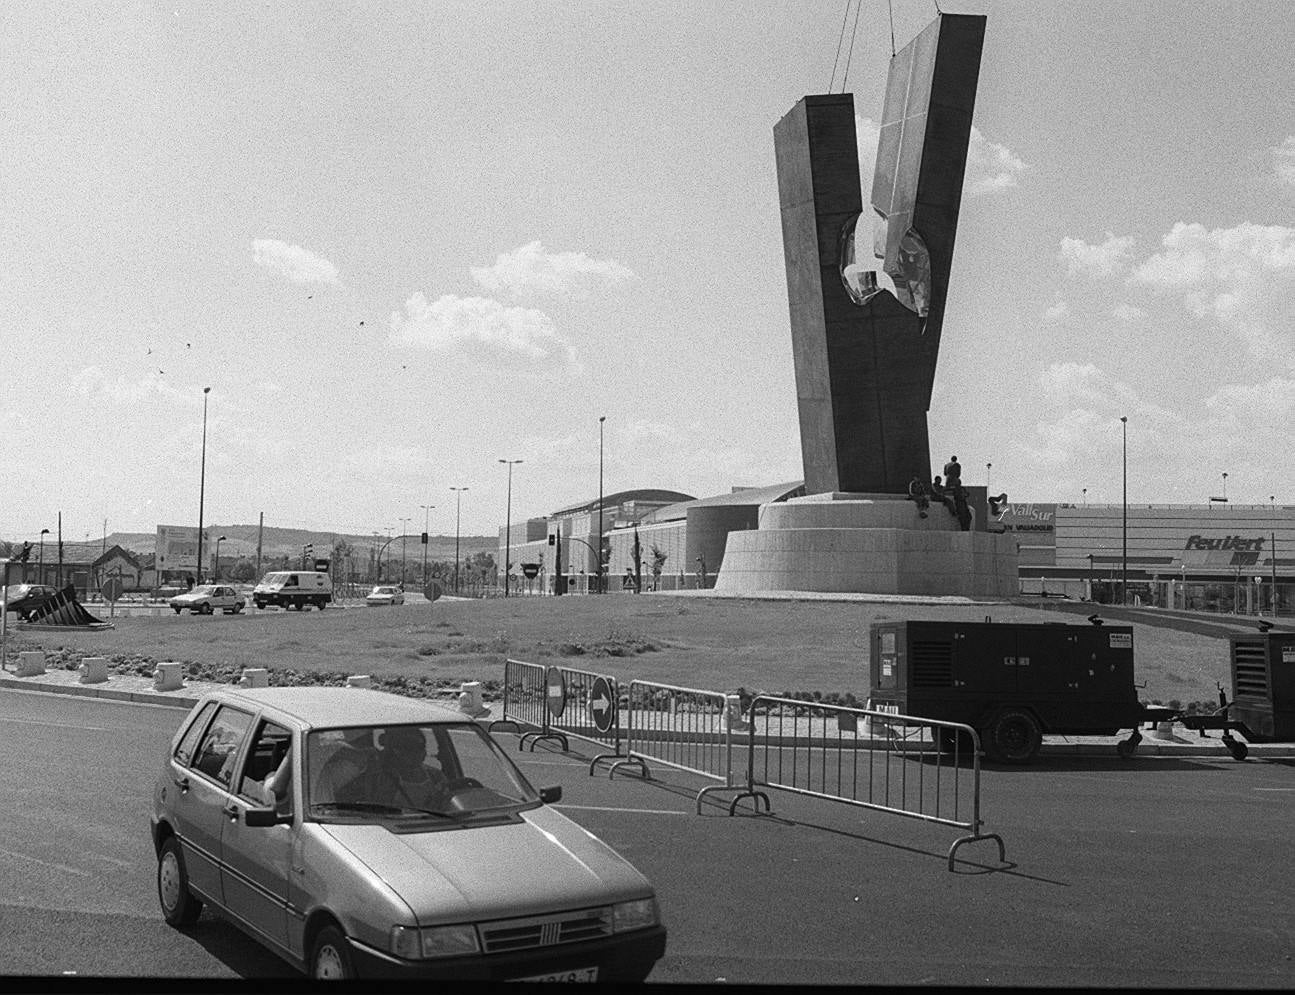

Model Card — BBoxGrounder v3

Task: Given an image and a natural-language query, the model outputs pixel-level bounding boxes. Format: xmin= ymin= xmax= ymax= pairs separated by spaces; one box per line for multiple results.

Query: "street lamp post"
xmin=420 ymin=505 xmax=435 ymax=586
xmin=214 ymin=536 xmax=227 ymax=581
xmin=38 ymin=528 xmax=49 ymax=585
xmin=1121 ymin=415 xmax=1128 ymax=606
xmin=498 ymin=459 xmax=522 ymax=597
xmin=398 ymin=518 xmax=411 ymax=587
xmin=986 ymin=461 xmax=992 ymax=493
xmin=598 ymin=416 xmax=606 ymax=594
xmin=450 ymin=487 xmax=468 ymax=593
xmin=196 ymin=387 xmax=212 ymax=585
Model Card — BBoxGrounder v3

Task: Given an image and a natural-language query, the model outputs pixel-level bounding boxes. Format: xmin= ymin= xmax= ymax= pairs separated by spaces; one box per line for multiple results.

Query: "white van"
xmin=252 ymin=571 xmax=332 ymax=611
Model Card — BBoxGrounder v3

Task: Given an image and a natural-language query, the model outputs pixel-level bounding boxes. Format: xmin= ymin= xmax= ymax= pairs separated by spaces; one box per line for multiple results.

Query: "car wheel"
xmin=201 ymin=602 xmax=214 ymax=615
xmin=231 ymin=602 xmax=243 ymax=614
xmin=172 ymin=607 xmax=181 ymax=615
xmin=157 ymin=837 xmax=202 ymax=928
xmin=311 ymin=924 xmax=356 ymax=980
xmin=985 ymin=709 xmax=1042 ymax=764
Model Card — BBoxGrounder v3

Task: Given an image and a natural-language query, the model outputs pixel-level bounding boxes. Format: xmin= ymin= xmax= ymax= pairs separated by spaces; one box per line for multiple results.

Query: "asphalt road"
xmin=1 ymin=687 xmax=1292 ymax=986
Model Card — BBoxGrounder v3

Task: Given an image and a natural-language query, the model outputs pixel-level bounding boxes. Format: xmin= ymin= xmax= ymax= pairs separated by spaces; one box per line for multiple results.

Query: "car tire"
xmin=232 ymin=602 xmax=243 ymax=613
xmin=157 ymin=836 xmax=202 ymax=928
xmin=310 ymin=924 xmax=356 ymax=980
xmin=173 ymin=607 xmax=181 ymax=615
xmin=984 ymin=709 xmax=1042 ymax=765
xmin=201 ymin=602 xmax=214 ymax=615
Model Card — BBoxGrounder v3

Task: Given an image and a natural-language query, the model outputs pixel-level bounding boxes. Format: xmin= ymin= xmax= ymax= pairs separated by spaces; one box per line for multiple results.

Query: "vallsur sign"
xmin=589 ymin=676 xmax=615 ymax=734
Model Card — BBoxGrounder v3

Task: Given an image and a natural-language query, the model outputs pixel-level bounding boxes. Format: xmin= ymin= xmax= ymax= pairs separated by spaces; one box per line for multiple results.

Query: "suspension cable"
xmin=841 ymin=0 xmax=867 ymax=89
xmin=829 ymin=0 xmax=854 ymax=93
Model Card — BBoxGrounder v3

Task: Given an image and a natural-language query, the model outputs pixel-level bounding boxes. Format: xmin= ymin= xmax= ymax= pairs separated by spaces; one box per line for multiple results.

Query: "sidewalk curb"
xmin=0 ymin=675 xmax=203 ymax=709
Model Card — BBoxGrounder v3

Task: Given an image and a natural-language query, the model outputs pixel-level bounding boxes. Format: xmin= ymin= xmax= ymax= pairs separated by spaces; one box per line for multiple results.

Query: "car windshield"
xmin=371 ymin=587 xmax=396 ymax=595
xmin=305 ymin=723 xmax=539 ymax=824
xmin=188 ymin=586 xmax=218 ymax=596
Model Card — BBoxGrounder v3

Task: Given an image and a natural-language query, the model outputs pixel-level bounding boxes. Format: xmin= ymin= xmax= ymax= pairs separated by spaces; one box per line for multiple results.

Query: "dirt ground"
xmin=5 ymin=594 xmax=1233 ymax=707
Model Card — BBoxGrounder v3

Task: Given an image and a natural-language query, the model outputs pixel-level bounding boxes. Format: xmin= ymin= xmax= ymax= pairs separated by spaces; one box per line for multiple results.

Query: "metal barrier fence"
xmin=489 ymin=659 xmax=622 ymax=767
xmin=730 ymin=695 xmax=1005 ymax=869
xmin=605 ymin=680 xmax=758 ymax=814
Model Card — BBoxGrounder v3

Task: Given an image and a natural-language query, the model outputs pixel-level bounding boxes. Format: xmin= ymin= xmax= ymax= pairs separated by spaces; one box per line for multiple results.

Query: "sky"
xmin=2 ymin=0 xmax=1293 ymax=542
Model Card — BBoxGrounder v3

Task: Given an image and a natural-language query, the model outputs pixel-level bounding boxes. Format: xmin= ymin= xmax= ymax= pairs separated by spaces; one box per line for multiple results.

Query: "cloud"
xmin=857 ymin=116 xmax=1027 ymax=202
xmin=252 ymin=239 xmax=340 ymax=285
xmin=469 ymin=241 xmax=635 ymax=302
xmin=1111 ymin=303 xmax=1148 ymax=323
xmin=70 ymin=365 xmax=186 ymax=405
xmin=389 ymin=292 xmax=578 ymax=368
xmin=1059 ymin=232 xmax=1138 ymax=279
xmin=1130 ymin=222 xmax=1295 ymax=358
xmin=1042 ymin=300 xmax=1069 ymax=323
xmin=965 ymin=126 xmax=1030 ymax=195
xmin=1274 ymin=136 xmax=1295 ymax=192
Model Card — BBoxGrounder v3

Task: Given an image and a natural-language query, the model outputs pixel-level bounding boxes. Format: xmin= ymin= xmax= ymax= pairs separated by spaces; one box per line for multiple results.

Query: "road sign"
xmin=423 ymin=580 xmax=443 ymax=603
xmin=546 ymin=666 xmax=566 ymax=718
xmin=100 ymin=578 xmax=123 ymax=603
xmin=521 ymin=562 xmax=540 ymax=579
xmin=589 ymin=676 xmax=615 ymax=733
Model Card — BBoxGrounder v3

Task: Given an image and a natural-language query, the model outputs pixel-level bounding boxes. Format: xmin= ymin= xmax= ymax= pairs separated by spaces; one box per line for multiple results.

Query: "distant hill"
xmin=101 ymin=527 xmax=497 ymax=563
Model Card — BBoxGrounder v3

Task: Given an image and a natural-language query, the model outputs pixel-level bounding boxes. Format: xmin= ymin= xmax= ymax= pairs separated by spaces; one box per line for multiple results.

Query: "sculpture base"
xmin=713 ymin=493 xmax=1017 ymax=598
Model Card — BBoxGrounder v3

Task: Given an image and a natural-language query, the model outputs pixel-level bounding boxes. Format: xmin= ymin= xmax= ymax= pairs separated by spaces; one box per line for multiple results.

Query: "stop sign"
xmin=545 ymin=666 xmax=567 ymax=718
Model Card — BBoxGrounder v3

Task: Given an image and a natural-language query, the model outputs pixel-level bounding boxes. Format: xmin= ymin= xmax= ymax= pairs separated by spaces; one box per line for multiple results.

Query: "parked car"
xmin=365 ymin=585 xmax=405 ymax=607
xmin=151 ymin=687 xmax=666 ymax=980
xmin=170 ymin=584 xmax=245 ymax=615
xmin=2 ymin=583 xmax=60 ymax=620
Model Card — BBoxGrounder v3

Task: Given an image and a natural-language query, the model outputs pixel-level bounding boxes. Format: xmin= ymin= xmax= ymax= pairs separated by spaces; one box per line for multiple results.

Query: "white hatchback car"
xmin=170 ymin=584 xmax=245 ymax=615
xmin=150 ymin=687 xmax=666 ymax=981
xmin=365 ymin=585 xmax=405 ymax=607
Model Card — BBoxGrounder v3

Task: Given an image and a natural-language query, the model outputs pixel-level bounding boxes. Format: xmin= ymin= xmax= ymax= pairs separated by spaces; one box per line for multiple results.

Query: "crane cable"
xmin=841 ymin=0 xmax=868 ymax=90
xmin=828 ymin=0 xmax=854 ymax=93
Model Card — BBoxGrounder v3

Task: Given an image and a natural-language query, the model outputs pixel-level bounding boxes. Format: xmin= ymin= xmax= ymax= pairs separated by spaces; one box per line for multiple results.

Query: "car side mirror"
xmin=539 ymin=785 xmax=562 ymax=805
xmin=244 ymin=806 xmax=289 ymax=827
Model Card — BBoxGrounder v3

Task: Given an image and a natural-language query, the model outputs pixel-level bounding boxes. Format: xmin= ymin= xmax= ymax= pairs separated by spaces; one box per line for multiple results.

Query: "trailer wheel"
xmin=1223 ymin=734 xmax=1249 ymax=761
xmin=985 ymin=709 xmax=1042 ymax=764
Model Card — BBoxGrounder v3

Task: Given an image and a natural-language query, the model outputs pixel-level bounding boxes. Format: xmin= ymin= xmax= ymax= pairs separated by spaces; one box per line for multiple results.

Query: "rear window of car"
xmin=191 ymin=706 xmax=254 ymax=786
xmin=174 ymin=702 xmax=218 ymax=767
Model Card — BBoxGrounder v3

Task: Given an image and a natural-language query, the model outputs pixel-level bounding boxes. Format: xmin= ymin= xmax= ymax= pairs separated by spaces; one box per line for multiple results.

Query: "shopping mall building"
xmin=499 ymin=486 xmax=1293 ymax=614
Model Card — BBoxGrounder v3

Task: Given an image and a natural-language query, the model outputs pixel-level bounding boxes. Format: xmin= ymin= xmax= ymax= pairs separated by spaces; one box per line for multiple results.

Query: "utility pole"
xmin=256 ymin=512 xmax=264 ymax=579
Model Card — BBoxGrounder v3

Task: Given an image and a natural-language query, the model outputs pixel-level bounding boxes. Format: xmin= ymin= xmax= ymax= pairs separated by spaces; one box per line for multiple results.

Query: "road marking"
xmin=0 ymin=845 xmax=93 ymax=878
xmin=554 ymin=804 xmax=685 ymax=816
xmin=0 ymin=716 xmax=113 ymax=733
xmin=1254 ymin=787 xmax=1295 ymax=792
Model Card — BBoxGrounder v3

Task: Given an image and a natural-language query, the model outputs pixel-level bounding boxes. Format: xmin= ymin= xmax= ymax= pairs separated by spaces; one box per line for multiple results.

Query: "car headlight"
xmin=390 ymin=923 xmax=480 ymax=960
xmin=612 ymin=897 xmax=658 ymax=933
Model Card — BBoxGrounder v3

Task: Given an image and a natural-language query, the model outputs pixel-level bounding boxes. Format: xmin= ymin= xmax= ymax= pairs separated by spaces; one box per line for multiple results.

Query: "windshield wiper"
xmin=310 ymin=801 xmax=405 ymax=815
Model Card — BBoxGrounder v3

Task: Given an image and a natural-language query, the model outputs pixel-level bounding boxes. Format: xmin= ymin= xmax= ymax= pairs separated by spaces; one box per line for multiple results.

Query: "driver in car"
xmin=361 ymin=726 xmax=451 ymax=810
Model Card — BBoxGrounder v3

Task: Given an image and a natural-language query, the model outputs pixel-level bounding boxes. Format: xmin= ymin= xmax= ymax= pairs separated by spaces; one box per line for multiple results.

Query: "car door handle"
xmin=172 ymin=775 xmax=190 ymax=791
xmin=222 ymin=803 xmax=241 ymax=822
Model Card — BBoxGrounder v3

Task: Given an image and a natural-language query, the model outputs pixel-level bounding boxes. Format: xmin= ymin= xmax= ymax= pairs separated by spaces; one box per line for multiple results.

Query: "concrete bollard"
xmin=238 ymin=668 xmax=269 ymax=688
xmin=80 ymin=657 xmax=109 ymax=684
xmin=724 ymin=694 xmax=752 ymax=733
xmin=154 ymin=662 xmax=184 ymax=692
xmin=1151 ymin=720 xmax=1176 ymax=741
xmin=457 ymin=681 xmax=490 ymax=718
xmin=346 ymin=675 xmax=372 ymax=688
xmin=16 ymin=651 xmax=46 ymax=677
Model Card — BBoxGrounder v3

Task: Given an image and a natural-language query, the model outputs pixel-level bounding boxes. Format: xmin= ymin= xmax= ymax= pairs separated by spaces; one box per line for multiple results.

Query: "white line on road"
xmin=0 ymin=845 xmax=93 ymax=878
xmin=554 ymin=804 xmax=685 ymax=816
xmin=1253 ymin=787 xmax=1295 ymax=792
xmin=0 ymin=716 xmax=113 ymax=733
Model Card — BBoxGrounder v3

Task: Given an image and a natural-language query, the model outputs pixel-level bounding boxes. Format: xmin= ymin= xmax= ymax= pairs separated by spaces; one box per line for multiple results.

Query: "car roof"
xmin=200 ymin=686 xmax=464 ymax=728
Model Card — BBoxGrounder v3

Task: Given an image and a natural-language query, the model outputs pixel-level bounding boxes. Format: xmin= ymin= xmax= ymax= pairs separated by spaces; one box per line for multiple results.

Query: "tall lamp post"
xmin=498 ymin=459 xmax=522 ymax=597
xmin=986 ymin=461 xmax=992 ymax=493
xmin=598 ymin=415 xmax=606 ymax=594
xmin=1120 ymin=415 xmax=1128 ymax=605
xmin=1221 ymin=471 xmax=1228 ymax=503
xmin=38 ymin=528 xmax=49 ymax=585
xmin=450 ymin=487 xmax=468 ymax=593
xmin=196 ymin=386 xmax=212 ymax=584
xmin=398 ymin=518 xmax=411 ymax=587
xmin=419 ymin=504 xmax=435 ymax=585
xmin=214 ymin=535 xmax=227 ymax=582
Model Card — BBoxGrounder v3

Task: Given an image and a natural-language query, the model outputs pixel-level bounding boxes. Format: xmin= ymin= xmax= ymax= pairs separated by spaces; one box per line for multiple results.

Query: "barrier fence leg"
xmin=947 ymin=832 xmax=1007 ymax=871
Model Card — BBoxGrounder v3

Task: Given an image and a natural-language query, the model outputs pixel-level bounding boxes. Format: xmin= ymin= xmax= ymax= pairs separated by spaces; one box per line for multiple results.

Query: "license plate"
xmin=511 ymin=966 xmax=598 ymax=983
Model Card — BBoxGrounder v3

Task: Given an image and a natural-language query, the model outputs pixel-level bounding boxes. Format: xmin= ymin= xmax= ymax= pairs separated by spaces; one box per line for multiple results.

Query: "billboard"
xmin=991 ymin=503 xmax=1057 ymax=542
xmin=156 ymin=525 xmax=212 ymax=574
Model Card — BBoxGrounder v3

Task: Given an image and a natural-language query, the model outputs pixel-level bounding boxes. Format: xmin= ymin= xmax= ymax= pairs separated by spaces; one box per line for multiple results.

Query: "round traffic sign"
xmin=100 ymin=578 xmax=123 ymax=603
xmin=423 ymin=580 xmax=443 ymax=603
xmin=545 ymin=666 xmax=567 ymax=718
xmin=589 ymin=676 xmax=615 ymax=733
